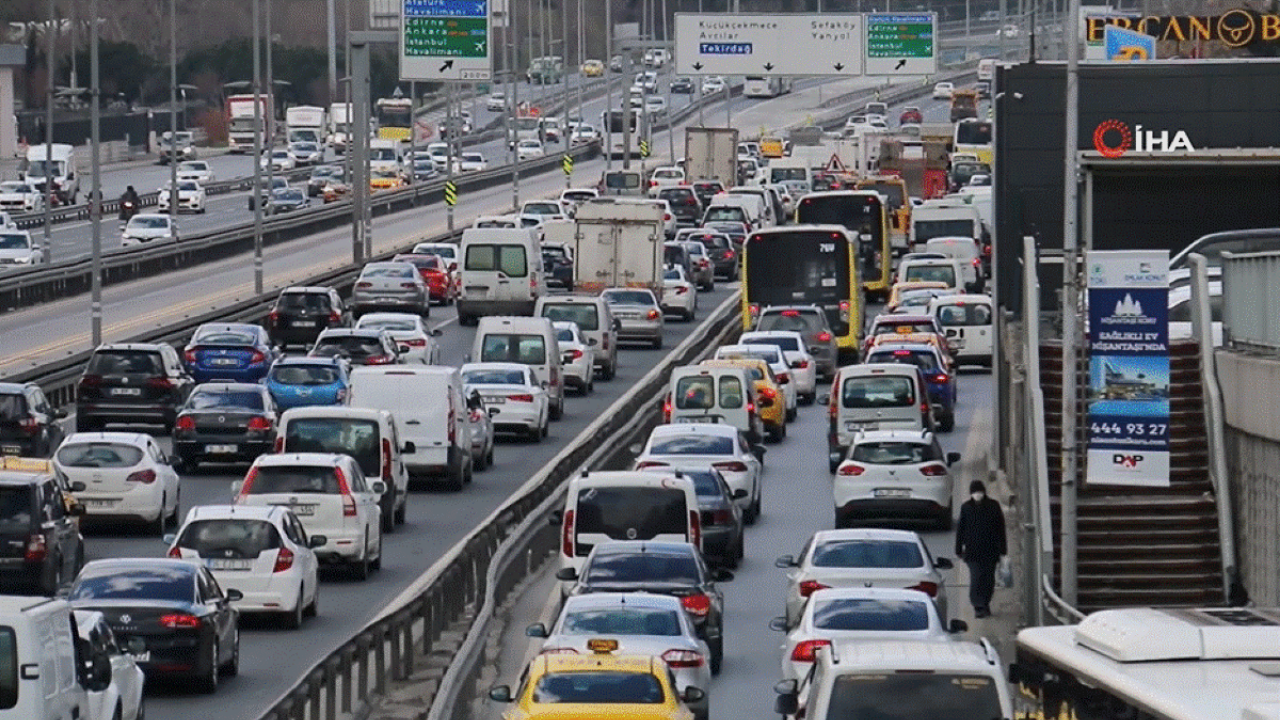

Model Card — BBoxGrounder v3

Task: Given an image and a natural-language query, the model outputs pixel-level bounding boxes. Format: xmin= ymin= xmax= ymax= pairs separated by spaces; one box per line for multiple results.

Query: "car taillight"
xmin=382 ymin=438 xmax=393 ymax=480
xmin=908 ymin=581 xmax=939 ymax=597
xmin=920 ymin=464 xmax=949 ymax=476
xmin=635 ymin=461 xmax=669 ymax=469
xmin=250 ymin=350 xmax=267 ymax=364
xmin=690 ymin=509 xmax=701 ymax=550
xmin=24 ymin=534 xmax=46 ymax=562
xmin=365 ymin=355 xmax=395 ymax=365
xmin=167 ymin=545 xmax=182 ymax=558
xmin=126 ymin=469 xmax=157 ymax=484
xmin=662 ymin=395 xmax=672 ymax=422
xmin=712 ymin=461 xmax=748 ymax=472
xmin=19 ymin=417 xmax=39 ymax=435
xmin=508 ymin=393 xmax=534 ymax=402
xmin=817 ymin=331 xmax=832 ymax=342
xmin=356 ymin=282 xmax=373 ymax=288
xmin=568 ymin=349 xmax=583 ymax=360
xmin=680 ymin=593 xmax=711 ymax=617
xmin=791 ymin=639 xmax=831 ymax=663
xmin=662 ymin=649 xmax=704 ymax=668
xmin=247 ymin=416 xmax=272 ymax=431
xmin=342 ymin=494 xmax=358 ymax=517
xmin=776 ymin=372 xmax=790 ymax=384
xmin=972 ymin=258 xmax=981 ymax=267
xmin=675 ymin=286 xmax=688 ymax=295
xmin=329 ymin=311 xmax=341 ymax=323
xmin=175 ymin=416 xmax=195 ymax=431
xmin=237 ymin=467 xmax=259 ymax=500
xmin=268 ymin=310 xmax=280 ymax=324
xmin=273 ymin=437 xmax=284 ymax=452
xmin=798 ymin=580 xmax=829 ymax=598
xmin=184 ymin=348 xmax=199 ymax=364
xmin=983 ymin=244 xmax=992 ymax=256
xmin=562 ymin=509 xmax=574 ymax=556
xmin=837 ymin=463 xmax=865 ymax=476
xmin=159 ymin=614 xmax=201 ymax=629
xmin=710 ymin=509 xmax=732 ymax=525
xmin=839 ymin=300 xmax=850 ymax=321
xmin=146 ymin=377 xmax=173 ymax=390
xmin=78 ymin=374 xmax=103 ymax=388
xmin=749 ymin=304 xmax=760 ymax=316
xmin=405 ymin=338 xmax=427 ymax=347
xmin=647 ymin=309 xmax=660 ymax=320
xmin=759 ymin=387 xmax=777 ymax=400
xmin=664 ymin=213 xmax=672 ymax=222
xmin=933 ymin=373 xmax=949 ymax=384
xmin=273 ymin=547 xmax=295 ymax=573
xmin=921 ymin=402 xmax=930 ymax=415
xmin=722 ymin=250 xmax=734 ymax=259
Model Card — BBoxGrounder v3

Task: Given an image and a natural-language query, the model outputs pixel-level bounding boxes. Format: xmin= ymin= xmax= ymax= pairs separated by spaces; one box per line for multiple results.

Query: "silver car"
xmin=525 ymin=593 xmax=712 ymax=720
xmin=601 ymin=288 xmax=664 ymax=349
xmin=351 ymin=261 xmax=429 ymax=317
xmin=463 ymin=388 xmax=496 ymax=471
xmin=680 ymin=241 xmax=716 ymax=291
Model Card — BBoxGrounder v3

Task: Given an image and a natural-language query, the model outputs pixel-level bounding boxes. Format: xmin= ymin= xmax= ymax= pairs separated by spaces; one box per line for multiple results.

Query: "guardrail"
xmin=1222 ymin=247 xmax=1280 ymax=352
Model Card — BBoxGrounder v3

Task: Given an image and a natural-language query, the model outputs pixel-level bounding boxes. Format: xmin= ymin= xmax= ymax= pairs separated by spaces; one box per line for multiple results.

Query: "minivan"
xmin=0 ymin=596 xmax=112 ymax=720
xmin=930 ymin=294 xmax=994 ymax=368
xmin=277 ymin=406 xmax=411 ymax=532
xmin=895 ymin=256 xmax=964 ymax=292
xmin=923 ymin=236 xmax=983 ymax=292
xmin=347 ymin=366 xmax=473 ymax=490
xmin=471 ymin=316 xmax=565 ymax=420
xmin=665 ymin=365 xmax=764 ymax=444
xmin=551 ymin=470 xmax=701 ymax=577
xmin=535 ymin=295 xmax=620 ymax=380
xmin=826 ymin=364 xmax=933 ymax=471
xmin=456 ymin=227 xmax=544 ymax=325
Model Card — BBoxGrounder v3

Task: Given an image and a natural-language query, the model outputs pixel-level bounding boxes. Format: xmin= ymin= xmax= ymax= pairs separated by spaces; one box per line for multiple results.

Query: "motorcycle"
xmin=119 ymin=199 xmax=138 ymax=222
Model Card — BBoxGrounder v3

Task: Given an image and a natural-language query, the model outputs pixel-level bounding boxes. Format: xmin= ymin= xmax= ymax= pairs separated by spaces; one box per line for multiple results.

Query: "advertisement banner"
xmin=1085 ymin=250 xmax=1170 ymax=487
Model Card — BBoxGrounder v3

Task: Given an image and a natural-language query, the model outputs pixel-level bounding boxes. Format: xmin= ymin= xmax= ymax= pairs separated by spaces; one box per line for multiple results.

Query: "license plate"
xmin=677 ymin=416 xmax=715 ymax=424
xmin=874 ymin=488 xmax=912 ymax=498
xmin=289 ymin=504 xmax=316 ymax=516
xmin=0 ymin=446 xmax=20 ymax=455
xmin=483 ymin=397 xmax=505 ymax=404
xmin=211 ymin=358 xmax=240 ymax=366
xmin=111 ymin=387 xmax=142 ymax=396
xmin=207 ymin=559 xmax=252 ymax=571
xmin=205 ymin=444 xmax=238 ymax=454
xmin=83 ymin=499 xmax=116 ymax=508
xmin=291 ymin=320 xmax=315 ymax=327
xmin=847 ymin=421 xmax=877 ymax=431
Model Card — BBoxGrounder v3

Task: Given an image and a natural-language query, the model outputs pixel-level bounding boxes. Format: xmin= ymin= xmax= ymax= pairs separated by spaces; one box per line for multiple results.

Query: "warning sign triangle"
xmin=825 ymin=153 xmax=846 ymax=173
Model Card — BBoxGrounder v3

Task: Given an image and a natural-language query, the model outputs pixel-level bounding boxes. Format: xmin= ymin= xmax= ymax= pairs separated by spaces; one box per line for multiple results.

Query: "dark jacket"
xmin=955 ymin=496 xmax=1007 ymax=563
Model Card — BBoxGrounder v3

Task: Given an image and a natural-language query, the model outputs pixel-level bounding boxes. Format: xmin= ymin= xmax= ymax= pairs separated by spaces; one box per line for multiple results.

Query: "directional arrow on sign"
xmin=693 ymin=62 xmax=704 ymax=70
xmin=764 ymin=62 xmax=774 ymax=71
xmin=439 ymin=60 xmax=454 ymax=73
xmin=895 ymin=59 xmax=907 ymax=70
xmin=833 ymin=62 xmax=844 ymax=71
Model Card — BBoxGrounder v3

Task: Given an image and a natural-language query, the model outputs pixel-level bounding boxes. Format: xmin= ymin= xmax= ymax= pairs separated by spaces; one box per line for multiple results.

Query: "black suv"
xmin=657 ymin=187 xmax=703 ymax=227
xmin=76 ymin=343 xmax=194 ymax=432
xmin=690 ymin=180 xmax=724 ymax=206
xmin=0 ymin=382 xmax=65 ymax=457
xmin=0 ymin=470 xmax=85 ymax=595
xmin=266 ymin=286 xmax=351 ymax=348
xmin=557 ymin=540 xmax=732 ymax=674
xmin=677 ymin=230 xmax=738 ymax=281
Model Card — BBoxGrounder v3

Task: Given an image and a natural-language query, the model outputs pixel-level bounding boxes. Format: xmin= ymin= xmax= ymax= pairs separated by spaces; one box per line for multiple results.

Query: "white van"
xmin=702 ymin=195 xmax=760 ymax=230
xmin=346 ymin=366 xmax=473 ymax=490
xmin=23 ymin=144 xmax=79 ymax=206
xmin=277 ymin=406 xmax=411 ymax=532
xmin=0 ymin=596 xmax=111 ymax=720
xmin=930 ymin=294 xmax=994 ymax=368
xmin=535 ymin=295 xmax=620 ymax=380
xmin=552 ymin=470 xmax=701 ymax=576
xmin=666 ymin=365 xmax=764 ymax=444
xmin=923 ymin=236 xmax=983 ymax=292
xmin=895 ymin=255 xmax=965 ymax=291
xmin=826 ymin=363 xmax=932 ymax=471
xmin=471 ymin=316 xmax=565 ymax=420
xmin=457 ymin=227 xmax=545 ymax=325
xmin=725 ymin=187 xmax=776 ymax=227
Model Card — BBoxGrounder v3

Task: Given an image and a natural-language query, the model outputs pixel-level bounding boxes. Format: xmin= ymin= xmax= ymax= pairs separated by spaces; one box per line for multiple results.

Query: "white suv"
xmin=233 ymin=453 xmax=384 ymax=580
xmin=833 ymin=429 xmax=960 ymax=530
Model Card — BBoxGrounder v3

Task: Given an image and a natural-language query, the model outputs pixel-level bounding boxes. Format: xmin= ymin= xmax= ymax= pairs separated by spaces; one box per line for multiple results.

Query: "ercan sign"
xmin=1093 ymin=119 xmax=1196 ymax=157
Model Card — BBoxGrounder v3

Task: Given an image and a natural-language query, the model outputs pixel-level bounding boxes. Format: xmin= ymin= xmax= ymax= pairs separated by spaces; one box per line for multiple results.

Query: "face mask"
xmin=971 ymin=492 xmax=985 ymax=502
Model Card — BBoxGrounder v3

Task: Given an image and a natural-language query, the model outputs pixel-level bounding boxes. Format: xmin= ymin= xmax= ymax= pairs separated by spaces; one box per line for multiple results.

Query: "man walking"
xmin=955 ymin=479 xmax=1006 ymax=618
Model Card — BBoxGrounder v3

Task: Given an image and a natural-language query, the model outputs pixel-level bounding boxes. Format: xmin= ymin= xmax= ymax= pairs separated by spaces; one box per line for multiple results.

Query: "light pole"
xmin=251 ymin=0 xmax=265 ymax=293
xmin=662 ymin=0 xmax=674 ymax=164
xmin=604 ymin=0 xmax=613 ymax=171
xmin=89 ymin=0 xmax=102 ymax=344
xmin=42 ymin=0 xmax=55 ymax=264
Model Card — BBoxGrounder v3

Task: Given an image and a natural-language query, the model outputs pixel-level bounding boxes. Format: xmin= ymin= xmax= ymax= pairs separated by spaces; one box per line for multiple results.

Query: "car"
xmin=452 ymin=152 xmax=487 ymax=173
xmin=166 ymin=504 xmax=322 ymax=628
xmin=55 ymin=431 xmax=181 ymax=533
xmin=541 ymin=243 xmax=575 ymax=289
xmin=486 ymin=92 xmax=507 ymax=111
xmin=459 ymin=363 xmax=550 ymax=441
xmin=309 ymin=328 xmax=403 ymax=366
xmin=352 ymin=261 xmax=430 ymax=317
xmin=0 ymin=381 xmax=64 ymax=456
xmin=690 ymin=180 xmax=724 ymax=206
xmin=288 ymin=141 xmax=324 ymax=165
xmin=233 ymin=453 xmax=384 ymax=579
xmin=581 ymin=58 xmax=605 ymax=76
xmin=703 ymin=219 xmax=746 ymax=246
xmin=369 ymin=167 xmax=405 ymax=191
xmin=658 ymin=187 xmax=702 ymax=228
xmin=634 ymin=422 xmax=764 ymax=524
xmin=264 ymin=186 xmax=310 ymax=214
xmin=0 ymin=210 xmax=14 ymax=228
xmin=411 ymin=241 xmax=460 ymax=271
xmin=424 ymin=142 xmax=450 ymax=171
xmin=157 ymin=131 xmax=198 ymax=163
xmin=261 ymin=148 xmax=297 ymax=171
xmin=248 ymin=176 xmax=289 ymax=210
xmin=998 ymin=23 xmax=1019 ymax=37
xmin=265 ymin=286 xmax=351 ymax=348
xmin=777 ymin=587 xmax=963 ymax=681
xmin=120 ymin=213 xmax=178 ymax=246
xmin=265 ymin=356 xmax=351 ymax=410
xmin=552 ymin=321 xmax=595 ymax=394
xmin=932 ymin=81 xmax=955 ymax=99
xmin=74 ymin=608 xmax=145 ymax=720
xmin=177 ymin=160 xmax=215 ymax=183
xmin=182 ymin=322 xmax=277 ymax=383
xmin=643 ymin=48 xmax=669 ymax=67
xmin=75 ymin=343 xmax=195 ymax=432
xmin=888 ymin=280 xmax=953 ymax=312
xmin=644 ymin=95 xmax=668 ymax=117
xmin=677 ymin=229 xmax=736 ymax=281
xmin=641 ymin=465 xmax=744 ymax=569
xmin=661 ymin=265 xmax=698 ymax=322
xmin=463 ymin=389 xmax=496 ymax=471
xmin=648 ymin=166 xmax=685 ymax=193
xmin=654 ymin=198 xmax=679 ymax=238
xmin=557 ymin=541 xmax=732 ymax=675
xmin=862 ymin=313 xmax=947 ymax=356
xmin=522 ymin=199 xmax=570 ymax=220
xmin=68 ymin=558 xmax=241 ymax=693
xmin=671 ymin=76 xmax=695 ymax=94
xmin=0 ymin=467 xmax=85 ymax=594
xmin=0 ymin=180 xmax=44 ymax=213
xmin=633 ymin=70 xmax=659 ymax=93
xmin=715 ymin=343 xmax=797 ymax=420
xmin=775 ymin=528 xmax=953 ymax=627
xmin=541 ymin=117 xmax=563 ymax=143
xmin=172 ymin=382 xmax=278 ymax=471
xmin=601 ymin=287 xmax=665 ymax=349
xmin=679 ymin=240 xmax=716 ymax=291
xmin=410 ymin=158 xmax=438 ymax=182
xmin=864 ymin=343 xmax=957 ymax=431
xmin=833 ymin=429 xmax=960 ymax=529
xmin=355 ymin=312 xmax=441 ymax=364
xmin=701 ymin=76 xmax=726 ymax=94
xmin=899 ymin=106 xmax=923 ymax=125
xmin=524 ymin=593 xmax=712 ymax=719
xmin=394 ymin=252 xmax=457 ymax=304
xmin=740 ymin=331 xmax=818 ymax=404
xmin=570 ymin=124 xmax=601 ymax=145
xmin=609 ymin=54 xmax=624 ymax=72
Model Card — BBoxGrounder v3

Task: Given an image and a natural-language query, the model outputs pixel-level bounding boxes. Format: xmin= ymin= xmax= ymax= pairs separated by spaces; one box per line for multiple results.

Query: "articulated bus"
xmin=953 ymin=118 xmax=993 ymax=165
xmin=375 ymin=97 xmax=413 ymax=141
xmin=795 ymin=190 xmax=893 ymax=304
xmin=601 ymin=109 xmax=649 ymax=160
xmin=742 ymin=225 xmax=864 ymax=363
xmin=1013 ymin=606 xmax=1280 ymax=720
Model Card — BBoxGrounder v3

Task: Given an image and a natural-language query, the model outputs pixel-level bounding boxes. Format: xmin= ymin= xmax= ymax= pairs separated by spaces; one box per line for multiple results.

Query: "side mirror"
xmin=525 ymin=622 xmax=549 ymax=638
xmin=934 ymin=557 xmax=954 ymax=570
xmin=711 ymin=568 xmax=734 ymax=582
xmin=54 ymin=408 xmax=67 ymax=419
xmin=949 ymin=618 xmax=969 ymax=633
xmin=69 ymin=503 xmax=87 ymax=517
xmin=402 ymin=441 xmax=416 ymax=453
xmin=370 ymin=481 xmax=387 ymax=495
xmin=431 ymin=328 xmax=443 ymax=337
xmin=162 ymin=533 xmax=176 ymax=545
xmin=488 ymin=406 xmax=500 ymax=416
xmin=681 ymin=686 xmax=705 ymax=704
xmin=225 ymin=588 xmax=244 ymax=602
xmin=85 ymin=652 xmax=113 ymax=692
xmin=69 ymin=481 xmax=86 ymax=492
xmin=309 ymin=535 xmax=328 ymax=548
xmin=775 ymin=554 xmax=797 ymax=568
xmin=768 ymin=616 xmax=788 ymax=632
xmin=628 ymin=443 xmax=642 ymax=455
xmin=947 ymin=451 xmax=961 ymax=466
xmin=555 ymin=567 xmax=578 ymax=581
xmin=488 ymin=685 xmax=513 ymax=703
xmin=731 ymin=488 xmax=748 ymax=500
xmin=818 ymin=394 xmax=830 ymax=405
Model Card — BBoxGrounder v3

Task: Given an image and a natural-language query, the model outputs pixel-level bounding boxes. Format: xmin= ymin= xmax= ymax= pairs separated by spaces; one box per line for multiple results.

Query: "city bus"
xmin=953 ymin=118 xmax=993 ymax=165
xmin=742 ymin=225 xmax=864 ymax=363
xmin=1013 ymin=606 xmax=1280 ymax=720
xmin=601 ymin=108 xmax=648 ymax=160
xmin=743 ymin=76 xmax=793 ymax=98
xmin=375 ymin=97 xmax=413 ymax=141
xmin=795 ymin=190 xmax=893 ymax=303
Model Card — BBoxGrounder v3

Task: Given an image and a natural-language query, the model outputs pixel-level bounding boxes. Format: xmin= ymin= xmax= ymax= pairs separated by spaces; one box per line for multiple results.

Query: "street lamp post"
xmin=169 ymin=0 xmax=178 ymax=225
xmin=89 ymin=0 xmax=102 ymax=344
xmin=252 ymin=0 xmax=265 ymax=294
xmin=42 ymin=0 xmax=54 ymax=264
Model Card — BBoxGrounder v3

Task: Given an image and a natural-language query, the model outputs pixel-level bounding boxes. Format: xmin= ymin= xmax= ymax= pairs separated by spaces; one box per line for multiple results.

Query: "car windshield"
xmin=186 ymin=390 xmax=265 ymax=411
xmin=0 ymin=234 xmax=29 ymax=250
xmin=0 ymin=183 xmax=32 ymax=193
xmin=463 ymin=154 xmax=484 ymax=163
xmin=603 ymin=290 xmax=654 ymax=306
xmin=841 ymin=376 xmax=917 ymax=408
xmin=193 ymin=329 xmax=257 ymax=346
xmin=313 ymin=336 xmax=383 ymax=358
xmin=283 ymin=419 xmax=380 ymax=477
xmin=271 ymin=364 xmax=338 ymax=385
xmin=704 ymin=207 xmax=745 ymax=223
xmin=563 ymin=191 xmax=595 ymax=202
xmin=56 ymin=443 xmax=144 ymax=468
xmin=274 ymin=190 xmax=305 ymax=202
xmin=868 ymin=349 xmax=941 ymax=374
xmin=904 ymin=265 xmax=956 ymax=285
xmin=177 ymin=519 xmax=282 ymax=559
xmin=811 ymin=540 xmax=924 ymax=568
xmin=462 ymin=368 xmax=526 ymax=385
xmin=561 ymin=607 xmax=683 ymax=636
xmin=128 ymin=217 xmax=169 ymax=229
xmin=362 ymin=264 xmax=413 ymax=278
xmin=533 ymin=672 xmax=664 ymax=704
xmin=525 ymin=203 xmax=558 ymax=214
xmin=721 ymin=347 xmax=780 ymax=365
xmin=648 ymin=435 xmax=733 ymax=455
xmin=540 ymin=304 xmax=599 ymax=331
xmin=827 ymin=673 xmax=1002 ymax=719
xmin=812 ymin=597 xmax=930 ymax=631
xmin=359 ymin=318 xmax=417 ymax=333
xmin=70 ymin=566 xmax=196 ymax=603
xmin=479 ymin=334 xmax=546 ymax=364
xmin=679 ymin=469 xmax=723 ymax=498
xmin=177 ymin=181 xmax=198 ymax=191
xmin=851 ymin=441 xmax=939 ymax=464
xmin=247 ymin=465 xmax=340 ymax=494
xmin=745 ymin=336 xmax=800 ymax=352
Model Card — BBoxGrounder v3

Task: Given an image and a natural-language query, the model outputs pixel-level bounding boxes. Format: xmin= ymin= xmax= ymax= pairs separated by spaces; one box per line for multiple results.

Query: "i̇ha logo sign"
xmin=1093 ymin=119 xmax=1195 ymax=157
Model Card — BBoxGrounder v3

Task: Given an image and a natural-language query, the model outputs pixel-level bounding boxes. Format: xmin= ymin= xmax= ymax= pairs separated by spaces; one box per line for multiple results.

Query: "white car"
xmin=740 ymin=331 xmax=818 ymax=404
xmin=662 ymin=265 xmax=698 ymax=321
xmin=426 ymin=142 xmax=450 ymax=170
xmin=552 ymin=321 xmax=595 ymax=395
xmin=455 ymin=152 xmax=489 ymax=172
xmin=355 ymin=312 xmax=442 ymax=364
xmin=289 ymin=141 xmax=324 ymax=165
xmin=775 ymin=528 xmax=953 ymax=627
xmin=633 ymin=70 xmax=658 ymax=93
xmin=157 ymin=179 xmax=207 ymax=213
xmin=932 ymin=81 xmax=955 ymax=99
xmin=701 ymin=76 xmax=727 ymax=94
xmin=262 ymin=148 xmax=298 ymax=171
xmin=644 ymin=95 xmax=668 ymax=117
xmin=54 ymin=432 xmax=182 ymax=534
xmin=654 ymin=198 xmax=679 ymax=238
xmin=570 ymin=124 xmax=601 ymax=145
xmin=998 ymin=23 xmax=1019 ymax=37
xmin=0 ymin=180 xmax=44 ymax=213
xmin=715 ymin=343 xmax=798 ymax=419
xmin=648 ymin=166 xmax=685 ymax=194
xmin=833 ymin=429 xmax=960 ymax=531
xmin=176 ymin=160 xmax=215 ymax=183
xmin=522 ymin=199 xmax=570 ymax=220
xmin=166 ymin=504 xmax=322 ymax=627
xmin=120 ymin=213 xmax=178 ymax=246
xmin=517 ymin=139 xmax=545 ymax=161
xmin=0 ymin=229 xmax=42 ymax=267
xmin=560 ymin=187 xmax=598 ymax=210
xmin=633 ymin=422 xmax=764 ymax=523
xmin=486 ymin=92 xmax=507 ymax=111
xmin=233 ymin=453 xmax=384 ymax=580
xmin=74 ymin=610 xmax=145 ymax=720
xmin=460 ymin=362 xmax=551 ymax=441
xmin=777 ymin=587 xmax=960 ymax=680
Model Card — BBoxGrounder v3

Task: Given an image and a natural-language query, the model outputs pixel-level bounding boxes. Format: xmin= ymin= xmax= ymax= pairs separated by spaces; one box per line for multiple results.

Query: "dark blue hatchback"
xmin=183 ymin=323 xmax=277 ymax=383
xmin=865 ymin=344 xmax=957 ymax=432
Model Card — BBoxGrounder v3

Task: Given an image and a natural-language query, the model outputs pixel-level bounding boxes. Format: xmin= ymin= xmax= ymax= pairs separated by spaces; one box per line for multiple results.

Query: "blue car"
xmin=865 ymin=343 xmax=957 ymax=432
xmin=183 ymin=323 xmax=277 ymax=383
xmin=265 ymin=356 xmax=351 ymax=409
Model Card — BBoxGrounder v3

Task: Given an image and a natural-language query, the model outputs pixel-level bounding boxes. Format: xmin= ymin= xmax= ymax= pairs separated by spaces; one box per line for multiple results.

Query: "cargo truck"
xmin=226 ymin=94 xmax=270 ymax=154
xmin=684 ymin=126 xmax=739 ymax=187
xmin=286 ymin=105 xmax=328 ymax=145
xmin=549 ymin=197 xmax=666 ymax=298
xmin=329 ymin=102 xmax=353 ymax=153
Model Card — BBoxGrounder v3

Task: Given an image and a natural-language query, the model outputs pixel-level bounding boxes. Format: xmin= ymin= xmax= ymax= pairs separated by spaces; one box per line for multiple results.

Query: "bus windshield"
xmin=376 ymin=103 xmax=411 ymax=128
xmin=745 ymin=230 xmax=851 ymax=336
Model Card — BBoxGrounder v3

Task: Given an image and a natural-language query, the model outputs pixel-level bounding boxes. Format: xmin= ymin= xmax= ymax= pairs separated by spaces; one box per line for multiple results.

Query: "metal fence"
xmin=1222 ymin=250 xmax=1280 ymax=353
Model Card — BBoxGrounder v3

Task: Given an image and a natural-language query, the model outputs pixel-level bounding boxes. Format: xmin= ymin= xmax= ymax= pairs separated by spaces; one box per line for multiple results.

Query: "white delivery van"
xmin=535 ymin=295 xmax=620 ymax=380
xmin=923 ymin=236 xmax=983 ymax=292
xmin=702 ymin=195 xmax=759 ymax=230
xmin=552 ymin=470 xmax=701 ymax=577
xmin=826 ymin=363 xmax=933 ymax=471
xmin=277 ymin=406 xmax=411 ymax=531
xmin=368 ymin=139 xmax=400 ymax=174
xmin=929 ymin=294 xmax=993 ymax=368
xmin=666 ymin=365 xmax=764 ymax=444
xmin=471 ymin=316 xmax=565 ymax=420
xmin=0 ymin=596 xmax=112 ymax=720
xmin=457 ymin=227 xmax=545 ymax=325
xmin=346 ymin=366 xmax=473 ymax=491
xmin=895 ymin=256 xmax=965 ymax=292
xmin=23 ymin=144 xmax=78 ymax=206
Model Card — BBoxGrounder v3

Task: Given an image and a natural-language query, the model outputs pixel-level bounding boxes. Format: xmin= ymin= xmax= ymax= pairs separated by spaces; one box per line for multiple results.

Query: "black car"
xmin=670 ymin=76 xmax=695 ymax=94
xmin=0 ymin=469 xmax=85 ymax=595
xmin=76 ymin=343 xmax=195 ymax=432
xmin=703 ymin=220 xmax=748 ymax=248
xmin=412 ymin=160 xmax=438 ymax=182
xmin=690 ymin=180 xmax=724 ymax=206
xmin=657 ymin=187 xmax=703 ymax=226
xmin=306 ymin=165 xmax=343 ymax=197
xmin=265 ymin=286 xmax=351 ymax=348
xmin=308 ymin=328 xmax=402 ymax=365
xmin=172 ymin=383 xmax=278 ymax=470
xmin=557 ymin=540 xmax=732 ymax=674
xmin=247 ymin=176 xmax=288 ymax=210
xmin=678 ymin=230 xmax=738 ymax=281
xmin=0 ymin=382 xmax=65 ymax=457
xmin=265 ymin=187 xmax=309 ymax=214
xmin=542 ymin=245 xmax=574 ymax=289
xmin=660 ymin=467 xmax=744 ymax=569
xmin=69 ymin=559 xmax=242 ymax=693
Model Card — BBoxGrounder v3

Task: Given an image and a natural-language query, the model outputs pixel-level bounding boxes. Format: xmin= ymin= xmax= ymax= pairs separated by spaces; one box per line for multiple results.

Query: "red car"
xmin=393 ymin=253 xmax=457 ymax=305
xmin=899 ymin=106 xmax=923 ymax=125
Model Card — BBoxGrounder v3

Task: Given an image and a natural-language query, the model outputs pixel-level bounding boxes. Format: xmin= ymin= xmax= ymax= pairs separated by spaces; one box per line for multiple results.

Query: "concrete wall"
xmin=0 ymin=67 xmax=14 ymax=160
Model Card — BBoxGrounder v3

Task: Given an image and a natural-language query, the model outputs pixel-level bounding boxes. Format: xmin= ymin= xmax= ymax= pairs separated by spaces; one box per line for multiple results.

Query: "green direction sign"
xmin=401 ymin=0 xmax=492 ymax=81
xmin=865 ymin=13 xmax=937 ymax=75
xmin=405 ymin=17 xmax=488 ymax=58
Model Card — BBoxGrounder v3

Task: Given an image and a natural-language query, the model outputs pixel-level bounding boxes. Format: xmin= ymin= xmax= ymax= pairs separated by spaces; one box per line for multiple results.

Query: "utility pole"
xmin=621 ymin=53 xmax=631 ymax=170
xmin=42 ymin=0 xmax=54 ymax=264
xmin=168 ymin=0 xmax=177 ymax=226
xmin=446 ymin=82 xmax=455 ymax=232
xmin=1059 ymin=0 xmax=1082 ymax=608
xmin=663 ymin=0 xmax=674 ymax=163
xmin=89 ymin=0 xmax=101 ymax=345
xmin=327 ymin=0 xmax=338 ymax=104
xmin=252 ymin=0 xmax=264 ymax=294
xmin=562 ymin=0 xmax=570 ymax=188
xmin=511 ymin=4 xmax=522 ymax=209
xmin=605 ymin=0 xmax=613 ymax=171
xmin=351 ymin=36 xmax=370 ymax=264
xmin=265 ymin=0 xmax=275 ymax=214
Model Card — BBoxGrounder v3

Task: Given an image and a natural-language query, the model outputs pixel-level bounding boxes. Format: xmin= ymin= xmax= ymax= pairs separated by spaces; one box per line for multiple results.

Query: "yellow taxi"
xmin=699 ymin=358 xmax=787 ymax=442
xmin=369 ymin=168 xmax=405 ymax=191
xmin=887 ymin=280 xmax=951 ymax=311
xmin=581 ymin=59 xmax=605 ymax=77
xmin=489 ymin=639 xmax=702 ymax=720
xmin=1 ymin=456 xmax=85 ymax=527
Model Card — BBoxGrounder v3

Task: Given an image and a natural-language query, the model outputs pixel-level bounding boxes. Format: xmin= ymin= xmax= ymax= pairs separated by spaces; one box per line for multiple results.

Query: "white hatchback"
xmin=355 ymin=312 xmax=441 ymax=364
xmin=834 ymin=429 xmax=960 ymax=530
xmin=740 ymin=331 xmax=818 ymax=405
xmin=167 ymin=504 xmax=323 ymax=627
xmin=460 ymin=363 xmax=550 ymax=441
xmin=633 ymin=423 xmax=764 ymax=524
xmin=661 ymin=265 xmax=698 ymax=322
xmin=551 ymin=322 xmax=595 ymax=395
xmin=714 ymin=343 xmax=798 ymax=419
xmin=55 ymin=432 xmax=182 ymax=535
